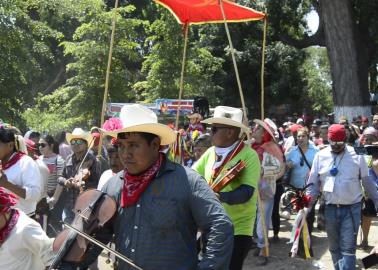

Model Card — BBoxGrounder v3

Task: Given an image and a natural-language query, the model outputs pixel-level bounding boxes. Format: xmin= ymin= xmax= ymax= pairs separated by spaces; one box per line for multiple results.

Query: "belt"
xmin=327 ymin=202 xmax=360 ymax=208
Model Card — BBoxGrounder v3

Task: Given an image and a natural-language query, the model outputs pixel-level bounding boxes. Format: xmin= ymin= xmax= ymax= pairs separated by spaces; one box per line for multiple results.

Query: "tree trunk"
xmin=320 ymin=0 xmax=371 ymax=122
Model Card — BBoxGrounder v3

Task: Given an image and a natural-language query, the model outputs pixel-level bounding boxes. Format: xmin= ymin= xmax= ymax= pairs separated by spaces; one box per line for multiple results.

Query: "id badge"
xmin=323 ymin=176 xmax=335 ymax=192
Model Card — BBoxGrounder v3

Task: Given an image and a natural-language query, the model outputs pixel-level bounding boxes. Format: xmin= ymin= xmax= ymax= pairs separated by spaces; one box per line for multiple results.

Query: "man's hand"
xmin=64 ymin=178 xmax=74 ymax=188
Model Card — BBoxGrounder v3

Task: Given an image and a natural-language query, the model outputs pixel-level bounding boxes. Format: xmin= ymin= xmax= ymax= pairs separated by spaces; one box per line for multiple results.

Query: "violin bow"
xmin=63 ymin=222 xmax=144 ymax=270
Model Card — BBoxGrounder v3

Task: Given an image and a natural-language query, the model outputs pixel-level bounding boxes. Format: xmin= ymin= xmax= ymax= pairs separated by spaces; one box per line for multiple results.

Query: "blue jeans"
xmin=325 ymin=203 xmax=361 ymax=270
xmin=256 ymin=197 xmax=275 ymax=249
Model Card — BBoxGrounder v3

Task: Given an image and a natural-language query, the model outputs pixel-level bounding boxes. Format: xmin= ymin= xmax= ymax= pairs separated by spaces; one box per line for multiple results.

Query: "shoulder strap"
xmin=298 ymin=146 xmax=311 ymax=169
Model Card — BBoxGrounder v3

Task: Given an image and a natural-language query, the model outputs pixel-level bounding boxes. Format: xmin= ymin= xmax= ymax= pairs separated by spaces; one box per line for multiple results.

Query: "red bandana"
xmin=0 ymin=210 xmax=19 ymax=244
xmin=121 ymin=154 xmax=164 ymax=207
xmin=328 ymin=124 xmax=346 ymax=142
xmin=0 ymin=188 xmax=19 ymax=244
xmin=2 ymin=152 xmax=25 ymax=170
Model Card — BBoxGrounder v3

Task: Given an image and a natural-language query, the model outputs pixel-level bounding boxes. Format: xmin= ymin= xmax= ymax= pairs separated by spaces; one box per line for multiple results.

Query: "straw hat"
xmin=107 ymin=104 xmax=176 ymax=145
xmin=253 ymin=118 xmax=277 ymax=141
xmin=201 ymin=106 xmax=249 ymax=133
xmin=66 ymin=128 xmax=93 ymax=144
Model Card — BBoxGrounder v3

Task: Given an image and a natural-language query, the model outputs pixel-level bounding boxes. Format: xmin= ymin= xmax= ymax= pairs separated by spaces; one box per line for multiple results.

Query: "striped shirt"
xmin=39 ymin=155 xmax=65 ymax=196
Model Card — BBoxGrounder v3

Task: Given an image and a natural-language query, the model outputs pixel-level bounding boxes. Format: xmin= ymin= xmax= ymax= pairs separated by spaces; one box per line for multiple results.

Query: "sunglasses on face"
xmin=37 ymin=143 xmax=47 ymax=148
xmin=211 ymin=126 xmax=229 ymax=134
xmin=329 ymin=140 xmax=345 ymax=146
xmin=70 ymin=139 xmax=86 ymax=146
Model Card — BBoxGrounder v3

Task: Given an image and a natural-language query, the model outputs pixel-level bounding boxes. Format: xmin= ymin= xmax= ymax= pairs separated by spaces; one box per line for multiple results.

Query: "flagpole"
xmin=260 ymin=11 xmax=267 ymax=120
xmin=98 ymin=0 xmax=119 ymax=157
xmin=218 ymin=0 xmax=250 ymax=139
xmin=175 ymin=23 xmax=189 ymax=129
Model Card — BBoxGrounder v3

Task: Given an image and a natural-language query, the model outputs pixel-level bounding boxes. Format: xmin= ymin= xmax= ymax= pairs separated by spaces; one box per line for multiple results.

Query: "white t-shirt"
xmin=4 ymin=154 xmax=42 ymax=215
xmin=97 ymin=169 xmax=115 ymax=190
xmin=0 ymin=212 xmax=55 ymax=270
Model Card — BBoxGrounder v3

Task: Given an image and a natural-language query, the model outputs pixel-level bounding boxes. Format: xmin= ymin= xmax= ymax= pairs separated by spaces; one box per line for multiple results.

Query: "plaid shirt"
xmin=102 ymin=157 xmax=233 ymax=270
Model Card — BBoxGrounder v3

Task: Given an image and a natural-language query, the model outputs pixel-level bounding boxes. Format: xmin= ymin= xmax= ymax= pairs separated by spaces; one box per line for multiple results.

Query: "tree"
xmin=267 ymin=0 xmax=378 ymax=121
xmin=23 ymin=1 xmax=148 ymax=133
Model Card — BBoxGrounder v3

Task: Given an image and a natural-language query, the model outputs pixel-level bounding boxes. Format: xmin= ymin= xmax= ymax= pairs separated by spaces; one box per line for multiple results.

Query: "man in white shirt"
xmin=306 ymin=124 xmax=378 ymax=270
xmin=0 ymin=187 xmax=55 ymax=270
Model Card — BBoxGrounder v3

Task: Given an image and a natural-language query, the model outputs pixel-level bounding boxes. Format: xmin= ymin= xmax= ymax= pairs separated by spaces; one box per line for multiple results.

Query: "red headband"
xmin=0 ymin=188 xmax=18 ymax=213
xmin=328 ymin=124 xmax=346 ymax=142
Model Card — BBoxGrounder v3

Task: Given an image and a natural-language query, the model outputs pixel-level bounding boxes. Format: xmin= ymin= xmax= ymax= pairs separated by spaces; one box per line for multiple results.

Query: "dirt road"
xmin=97 ymin=217 xmax=378 ymax=270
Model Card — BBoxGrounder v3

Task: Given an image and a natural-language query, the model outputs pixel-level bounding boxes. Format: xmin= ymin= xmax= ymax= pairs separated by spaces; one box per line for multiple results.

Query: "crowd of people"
xmin=1 ymin=106 xmax=378 ymax=270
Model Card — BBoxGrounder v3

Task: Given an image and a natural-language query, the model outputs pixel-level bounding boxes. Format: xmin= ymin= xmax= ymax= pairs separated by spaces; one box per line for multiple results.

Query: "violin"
xmin=211 ymin=160 xmax=246 ymax=192
xmin=49 ymin=189 xmax=117 ymax=269
xmin=68 ymin=159 xmax=93 ymax=192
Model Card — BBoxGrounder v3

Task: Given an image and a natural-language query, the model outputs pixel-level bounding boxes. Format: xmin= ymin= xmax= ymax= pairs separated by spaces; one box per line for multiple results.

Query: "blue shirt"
xmin=285 ymin=144 xmax=319 ymax=188
xmin=102 ymin=157 xmax=233 ymax=270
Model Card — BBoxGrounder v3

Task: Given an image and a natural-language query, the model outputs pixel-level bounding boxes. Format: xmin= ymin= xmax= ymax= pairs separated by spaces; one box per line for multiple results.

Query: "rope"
xmin=98 ymin=0 xmax=119 ymax=157
xmin=260 ymin=11 xmax=267 ymax=119
xmin=175 ymin=24 xmax=189 ymax=129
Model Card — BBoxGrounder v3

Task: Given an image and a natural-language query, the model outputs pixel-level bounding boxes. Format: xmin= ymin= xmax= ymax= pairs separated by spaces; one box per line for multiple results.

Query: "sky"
xmin=306 ymin=10 xmax=319 ymax=33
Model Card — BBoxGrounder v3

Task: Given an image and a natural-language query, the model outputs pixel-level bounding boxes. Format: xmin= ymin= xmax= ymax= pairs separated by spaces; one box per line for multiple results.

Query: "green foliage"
xmin=302 ymin=47 xmax=333 ymax=114
xmin=24 ymin=1 xmax=148 ymax=131
xmin=133 ymin=9 xmax=225 ymax=105
xmin=1 ymin=0 xmax=335 ymax=131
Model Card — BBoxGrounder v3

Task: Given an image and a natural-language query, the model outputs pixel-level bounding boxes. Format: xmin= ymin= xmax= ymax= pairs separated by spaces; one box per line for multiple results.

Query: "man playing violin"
xmin=57 ymin=128 xmax=101 ymax=224
xmin=193 ymin=106 xmax=261 ymax=270
xmin=101 ymin=104 xmax=233 ymax=270
xmin=0 ymin=187 xmax=56 ymax=270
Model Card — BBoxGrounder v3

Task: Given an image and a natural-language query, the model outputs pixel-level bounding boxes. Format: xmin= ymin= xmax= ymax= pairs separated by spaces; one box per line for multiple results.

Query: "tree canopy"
xmin=0 ymin=0 xmax=340 ymax=133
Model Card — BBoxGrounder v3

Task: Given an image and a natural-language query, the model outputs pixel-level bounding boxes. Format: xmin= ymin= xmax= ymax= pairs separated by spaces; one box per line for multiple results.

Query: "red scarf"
xmin=121 ymin=154 xmax=164 ymax=207
xmin=0 ymin=210 xmax=19 ymax=245
xmin=2 ymin=152 xmax=25 ymax=170
xmin=0 ymin=187 xmax=19 ymax=245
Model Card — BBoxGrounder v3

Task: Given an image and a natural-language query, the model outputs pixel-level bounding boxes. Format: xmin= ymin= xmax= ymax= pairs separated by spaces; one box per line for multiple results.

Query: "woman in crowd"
xmin=38 ymin=134 xmax=65 ymax=237
xmin=285 ymin=127 xmax=319 ymax=234
xmin=252 ymin=119 xmax=285 ymax=266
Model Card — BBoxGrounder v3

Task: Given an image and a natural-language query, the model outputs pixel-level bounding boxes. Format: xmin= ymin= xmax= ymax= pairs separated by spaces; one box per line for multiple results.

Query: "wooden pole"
xmin=219 ymin=0 xmax=249 ymax=139
xmin=98 ymin=0 xmax=119 ymax=157
xmin=175 ymin=24 xmax=189 ymax=129
xmin=260 ymin=12 xmax=267 ymax=120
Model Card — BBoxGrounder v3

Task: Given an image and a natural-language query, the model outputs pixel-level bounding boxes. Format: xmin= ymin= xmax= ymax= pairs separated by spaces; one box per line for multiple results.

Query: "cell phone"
xmin=362 ymin=253 xmax=378 ymax=269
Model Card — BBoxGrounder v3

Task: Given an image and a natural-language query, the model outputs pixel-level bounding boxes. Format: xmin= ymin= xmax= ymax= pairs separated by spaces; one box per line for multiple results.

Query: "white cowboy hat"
xmin=107 ymin=104 xmax=176 ymax=145
xmin=253 ymin=118 xmax=277 ymax=142
xmin=201 ymin=106 xmax=249 ymax=133
xmin=66 ymin=128 xmax=93 ymax=145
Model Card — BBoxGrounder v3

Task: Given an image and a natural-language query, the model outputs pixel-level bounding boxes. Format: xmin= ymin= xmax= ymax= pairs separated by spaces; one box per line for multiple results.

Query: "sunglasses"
xmin=37 ymin=143 xmax=47 ymax=148
xmin=211 ymin=126 xmax=229 ymax=134
xmin=70 ymin=139 xmax=86 ymax=146
xmin=329 ymin=140 xmax=345 ymax=146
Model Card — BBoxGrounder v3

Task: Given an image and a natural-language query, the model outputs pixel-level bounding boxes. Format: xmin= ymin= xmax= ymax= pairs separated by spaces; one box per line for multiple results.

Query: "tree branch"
xmin=279 ymin=24 xmax=325 ymax=49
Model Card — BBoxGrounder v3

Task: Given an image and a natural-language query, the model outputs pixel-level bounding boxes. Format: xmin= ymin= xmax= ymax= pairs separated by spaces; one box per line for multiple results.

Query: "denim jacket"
xmin=102 ymin=157 xmax=233 ymax=270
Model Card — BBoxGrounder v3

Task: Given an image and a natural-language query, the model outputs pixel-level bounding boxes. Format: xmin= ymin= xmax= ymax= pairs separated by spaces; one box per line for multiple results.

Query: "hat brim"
xmin=253 ymin=119 xmax=277 ymax=142
xmin=106 ymin=123 xmax=176 ymax=145
xmin=201 ymin=117 xmax=250 ymax=133
xmin=66 ymin=134 xmax=93 ymax=145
